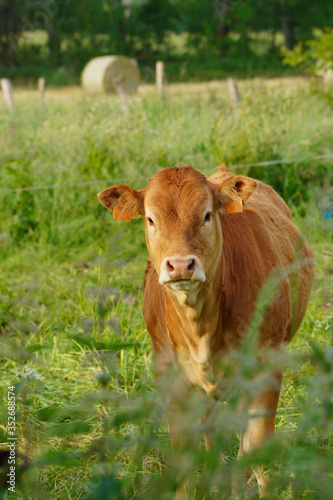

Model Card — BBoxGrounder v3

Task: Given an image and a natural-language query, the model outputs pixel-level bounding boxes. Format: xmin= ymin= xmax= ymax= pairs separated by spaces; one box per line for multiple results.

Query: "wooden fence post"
xmin=156 ymin=61 xmax=164 ymax=100
xmin=227 ymin=77 xmax=240 ymax=110
xmin=112 ymin=77 xmax=129 ymax=114
xmin=1 ymin=78 xmax=14 ymax=110
xmin=38 ymin=77 xmax=45 ymax=101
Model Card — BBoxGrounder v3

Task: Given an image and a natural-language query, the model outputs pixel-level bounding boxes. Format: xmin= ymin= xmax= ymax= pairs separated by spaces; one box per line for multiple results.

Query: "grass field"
xmin=0 ymin=78 xmax=332 ymax=499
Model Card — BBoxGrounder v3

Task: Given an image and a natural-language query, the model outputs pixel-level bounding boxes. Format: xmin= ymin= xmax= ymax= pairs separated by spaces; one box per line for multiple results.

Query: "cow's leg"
xmin=167 ymin=374 xmax=197 ymax=500
xmin=168 ymin=402 xmax=198 ymax=500
xmin=237 ymin=372 xmax=283 ymax=498
xmin=202 ymin=401 xmax=227 ymax=497
xmin=169 ymin=397 xmax=222 ymax=499
xmin=202 ymin=400 xmax=226 ymax=464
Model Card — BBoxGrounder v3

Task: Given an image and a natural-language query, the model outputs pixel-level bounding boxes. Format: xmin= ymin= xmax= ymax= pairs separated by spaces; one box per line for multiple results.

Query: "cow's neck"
xmin=163 ymin=263 xmax=224 ymax=394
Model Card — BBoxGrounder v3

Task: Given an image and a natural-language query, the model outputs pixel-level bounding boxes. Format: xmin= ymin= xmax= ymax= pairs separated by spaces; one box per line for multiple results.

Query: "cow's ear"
xmin=214 ymin=175 xmax=257 ymax=214
xmin=98 ymin=185 xmax=146 ymax=221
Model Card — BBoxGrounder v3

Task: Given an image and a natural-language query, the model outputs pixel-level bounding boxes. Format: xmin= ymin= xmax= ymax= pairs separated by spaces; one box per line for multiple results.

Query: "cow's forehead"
xmin=145 ymin=166 xmax=212 ymax=219
xmin=148 ymin=165 xmax=206 ymax=185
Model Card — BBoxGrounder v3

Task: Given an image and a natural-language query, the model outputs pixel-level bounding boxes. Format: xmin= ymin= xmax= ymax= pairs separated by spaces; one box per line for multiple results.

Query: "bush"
xmin=282 ymin=28 xmax=333 ymax=75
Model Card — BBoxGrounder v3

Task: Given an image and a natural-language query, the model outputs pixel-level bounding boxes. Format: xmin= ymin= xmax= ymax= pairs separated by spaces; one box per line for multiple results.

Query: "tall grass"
xmin=0 ymin=78 xmax=332 ymax=499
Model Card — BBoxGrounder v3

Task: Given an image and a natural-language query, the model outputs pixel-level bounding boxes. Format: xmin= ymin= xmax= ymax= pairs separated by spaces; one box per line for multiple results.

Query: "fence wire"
xmin=0 ymin=152 xmax=333 ymax=194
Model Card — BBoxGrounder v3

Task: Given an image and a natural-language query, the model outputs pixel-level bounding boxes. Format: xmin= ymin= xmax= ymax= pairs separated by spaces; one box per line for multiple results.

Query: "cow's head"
xmin=98 ymin=166 xmax=256 ymax=298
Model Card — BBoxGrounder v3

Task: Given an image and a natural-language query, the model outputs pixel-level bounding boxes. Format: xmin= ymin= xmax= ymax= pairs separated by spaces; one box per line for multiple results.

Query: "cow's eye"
xmin=147 ymin=217 xmax=155 ymax=226
xmin=204 ymin=212 xmax=211 ymax=222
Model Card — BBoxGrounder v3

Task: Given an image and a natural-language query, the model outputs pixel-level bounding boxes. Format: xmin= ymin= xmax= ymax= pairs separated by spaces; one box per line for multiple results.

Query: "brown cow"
xmin=98 ymin=165 xmax=314 ymax=497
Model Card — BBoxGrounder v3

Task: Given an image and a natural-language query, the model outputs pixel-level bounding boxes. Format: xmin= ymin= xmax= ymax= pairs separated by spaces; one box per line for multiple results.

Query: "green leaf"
xmin=35 ymin=449 xmax=80 ymax=467
xmin=46 ymin=421 xmax=91 ymax=437
xmin=33 ymin=404 xmax=62 ymax=422
xmin=85 ymin=474 xmax=123 ymax=500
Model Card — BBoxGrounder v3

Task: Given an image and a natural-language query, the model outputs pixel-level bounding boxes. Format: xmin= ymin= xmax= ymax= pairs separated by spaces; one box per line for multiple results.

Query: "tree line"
xmin=0 ymin=0 xmax=332 ymax=77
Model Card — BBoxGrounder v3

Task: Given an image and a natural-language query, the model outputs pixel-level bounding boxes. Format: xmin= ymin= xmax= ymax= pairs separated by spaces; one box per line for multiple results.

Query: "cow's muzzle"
xmin=159 ymin=255 xmax=206 ymax=290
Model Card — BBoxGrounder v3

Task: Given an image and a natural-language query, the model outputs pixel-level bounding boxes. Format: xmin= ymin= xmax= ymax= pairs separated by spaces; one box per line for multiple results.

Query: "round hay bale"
xmin=81 ymin=56 xmax=140 ymax=95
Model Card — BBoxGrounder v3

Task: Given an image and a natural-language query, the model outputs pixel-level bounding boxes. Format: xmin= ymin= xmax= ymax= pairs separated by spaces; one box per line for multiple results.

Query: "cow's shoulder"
xmin=219 ymin=183 xmax=300 ymax=323
xmin=247 ymin=179 xmax=292 ymax=220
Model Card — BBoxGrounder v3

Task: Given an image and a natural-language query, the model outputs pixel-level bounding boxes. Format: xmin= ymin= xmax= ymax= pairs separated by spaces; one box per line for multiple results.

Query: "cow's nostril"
xmin=188 ymin=259 xmax=195 ymax=271
xmin=166 ymin=260 xmax=174 ymax=271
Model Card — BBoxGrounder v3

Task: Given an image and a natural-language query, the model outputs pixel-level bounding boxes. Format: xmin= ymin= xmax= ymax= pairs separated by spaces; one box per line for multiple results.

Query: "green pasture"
xmin=0 ymin=78 xmax=332 ymax=499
